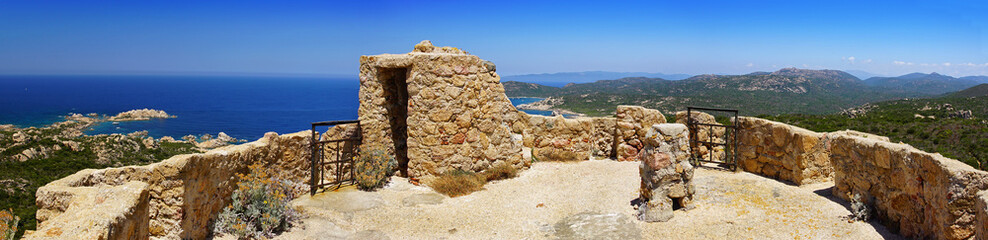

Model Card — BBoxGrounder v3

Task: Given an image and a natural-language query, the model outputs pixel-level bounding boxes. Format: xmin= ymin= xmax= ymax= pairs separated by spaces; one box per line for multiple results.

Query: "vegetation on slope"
xmin=764 ymin=96 xmax=988 ymax=170
xmin=0 ymin=117 xmax=199 ymax=238
xmin=505 ymin=68 xmax=914 ymax=116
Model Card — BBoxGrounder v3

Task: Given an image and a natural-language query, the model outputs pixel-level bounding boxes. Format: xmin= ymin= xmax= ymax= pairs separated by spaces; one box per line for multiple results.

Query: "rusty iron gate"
xmin=310 ymin=120 xmax=361 ymax=195
xmin=686 ymin=107 xmax=740 ymax=171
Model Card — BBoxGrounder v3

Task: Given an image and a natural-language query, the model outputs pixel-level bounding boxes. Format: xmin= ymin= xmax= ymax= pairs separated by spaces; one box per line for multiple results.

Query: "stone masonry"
xmin=637 ymin=123 xmax=694 ymax=222
xmin=358 ymin=40 xmax=525 ymax=178
xmin=615 ymin=105 xmax=667 ymax=161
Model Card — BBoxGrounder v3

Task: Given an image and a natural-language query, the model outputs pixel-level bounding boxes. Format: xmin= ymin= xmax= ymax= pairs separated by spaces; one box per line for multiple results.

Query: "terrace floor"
xmin=271 ymin=160 xmax=902 ymax=240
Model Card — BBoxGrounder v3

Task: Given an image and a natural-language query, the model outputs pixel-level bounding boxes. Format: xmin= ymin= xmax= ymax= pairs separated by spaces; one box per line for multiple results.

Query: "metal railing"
xmin=310 ymin=120 xmax=361 ymax=195
xmin=686 ymin=107 xmax=740 ymax=171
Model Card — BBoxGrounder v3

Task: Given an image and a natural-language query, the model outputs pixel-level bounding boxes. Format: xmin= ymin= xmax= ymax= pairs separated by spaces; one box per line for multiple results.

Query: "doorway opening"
xmin=380 ymin=67 xmax=410 ymax=176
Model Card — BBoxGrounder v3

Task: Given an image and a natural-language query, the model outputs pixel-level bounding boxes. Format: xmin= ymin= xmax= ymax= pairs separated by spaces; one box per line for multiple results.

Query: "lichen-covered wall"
xmin=615 ymin=105 xmax=667 ymax=161
xmin=358 ymin=41 xmax=524 ymax=178
xmin=736 ymin=117 xmax=832 ymax=185
xmin=830 ymin=134 xmax=988 ymax=240
xmin=29 ymin=131 xmax=318 ymax=240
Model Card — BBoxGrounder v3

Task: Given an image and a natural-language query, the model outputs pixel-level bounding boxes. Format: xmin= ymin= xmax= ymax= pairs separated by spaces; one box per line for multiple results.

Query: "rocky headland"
xmin=107 ymin=108 xmax=176 ymax=122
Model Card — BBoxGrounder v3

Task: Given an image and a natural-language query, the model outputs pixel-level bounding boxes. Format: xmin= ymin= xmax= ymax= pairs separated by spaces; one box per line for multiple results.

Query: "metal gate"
xmin=310 ymin=120 xmax=361 ymax=195
xmin=685 ymin=107 xmax=740 ymax=171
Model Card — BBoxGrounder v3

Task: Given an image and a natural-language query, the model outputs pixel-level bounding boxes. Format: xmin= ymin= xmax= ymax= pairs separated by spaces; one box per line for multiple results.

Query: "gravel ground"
xmin=277 ymin=160 xmax=901 ymax=240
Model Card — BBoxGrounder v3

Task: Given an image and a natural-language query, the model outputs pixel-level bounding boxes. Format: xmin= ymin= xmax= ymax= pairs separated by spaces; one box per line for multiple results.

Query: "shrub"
xmin=429 ymin=169 xmax=487 ymax=197
xmin=0 ymin=209 xmax=17 ymax=240
xmin=213 ymin=164 xmax=299 ymax=239
xmin=354 ymin=148 xmax=396 ymax=190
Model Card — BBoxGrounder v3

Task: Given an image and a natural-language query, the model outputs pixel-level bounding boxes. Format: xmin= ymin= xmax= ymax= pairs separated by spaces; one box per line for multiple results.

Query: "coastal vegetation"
xmin=213 ymin=163 xmax=300 ymax=239
xmin=0 ymin=112 xmax=201 ymax=237
xmin=354 ymin=148 xmax=397 ymax=190
xmin=0 ymin=209 xmax=16 ymax=240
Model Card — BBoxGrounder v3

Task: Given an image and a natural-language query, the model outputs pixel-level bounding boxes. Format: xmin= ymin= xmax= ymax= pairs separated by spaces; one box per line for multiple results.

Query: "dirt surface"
xmin=277 ymin=160 xmax=901 ymax=240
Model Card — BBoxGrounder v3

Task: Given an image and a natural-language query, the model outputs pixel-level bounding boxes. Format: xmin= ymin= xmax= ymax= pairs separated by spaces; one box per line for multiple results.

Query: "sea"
xmin=0 ymin=75 xmax=548 ymax=141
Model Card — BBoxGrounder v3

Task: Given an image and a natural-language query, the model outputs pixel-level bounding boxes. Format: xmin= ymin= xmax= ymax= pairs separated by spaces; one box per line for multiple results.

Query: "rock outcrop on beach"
xmin=107 ymin=108 xmax=175 ymax=122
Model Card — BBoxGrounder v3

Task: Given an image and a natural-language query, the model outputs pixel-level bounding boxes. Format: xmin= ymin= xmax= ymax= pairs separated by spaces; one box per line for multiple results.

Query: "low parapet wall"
xmin=519 ymin=105 xmax=665 ymax=162
xmin=736 ymin=117 xmax=831 ymax=185
xmin=736 ymin=116 xmax=988 ymax=239
xmin=28 ymin=131 xmax=316 ymax=239
xmin=830 ymin=134 xmax=988 ymax=239
xmin=521 ymin=115 xmax=610 ymax=162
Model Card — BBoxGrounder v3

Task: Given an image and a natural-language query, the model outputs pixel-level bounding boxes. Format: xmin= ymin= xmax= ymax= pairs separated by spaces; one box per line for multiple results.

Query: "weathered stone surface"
xmin=29 ymin=130 xmax=322 ymax=239
xmin=637 ymin=123 xmax=693 ymax=222
xmin=293 ymin=190 xmax=385 ymax=213
xmin=28 ymin=181 xmax=149 ymax=240
xmin=736 ymin=117 xmax=831 ymax=185
xmin=358 ymin=41 xmax=524 ymax=177
xmin=553 ymin=212 xmax=642 ymax=240
xmin=616 ymin=106 xmax=666 ymax=161
xmin=830 ymin=134 xmax=988 ymax=240
xmin=401 ymin=193 xmax=445 ymax=207
xmin=977 ymin=190 xmax=988 ymax=240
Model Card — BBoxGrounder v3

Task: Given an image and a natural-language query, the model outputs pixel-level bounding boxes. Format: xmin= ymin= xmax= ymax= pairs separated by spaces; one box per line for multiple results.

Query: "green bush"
xmin=213 ymin=164 xmax=299 ymax=239
xmin=354 ymin=148 xmax=396 ymax=190
xmin=0 ymin=209 xmax=17 ymax=240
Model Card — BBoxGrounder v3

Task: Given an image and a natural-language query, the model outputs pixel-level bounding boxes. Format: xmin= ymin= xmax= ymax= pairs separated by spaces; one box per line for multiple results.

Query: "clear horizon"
xmin=0 ymin=0 xmax=986 ymax=77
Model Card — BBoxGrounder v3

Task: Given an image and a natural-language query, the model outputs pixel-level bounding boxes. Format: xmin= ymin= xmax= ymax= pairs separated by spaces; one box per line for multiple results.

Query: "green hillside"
xmin=505 ymin=68 xmax=913 ymax=116
xmin=949 ymin=84 xmax=988 ymax=98
xmin=764 ymin=96 xmax=988 ymax=170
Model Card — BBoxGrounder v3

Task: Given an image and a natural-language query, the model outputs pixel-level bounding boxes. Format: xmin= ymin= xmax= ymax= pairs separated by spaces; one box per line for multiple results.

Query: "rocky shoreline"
xmin=0 ymin=109 xmax=243 ymax=162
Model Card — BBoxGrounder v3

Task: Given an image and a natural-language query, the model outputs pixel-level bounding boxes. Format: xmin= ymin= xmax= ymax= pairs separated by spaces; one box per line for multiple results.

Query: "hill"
xmin=501 ymin=71 xmax=691 ymax=87
xmin=960 ymin=76 xmax=988 ymax=84
xmin=863 ymin=72 xmax=980 ymax=95
xmin=949 ymin=83 xmax=988 ymax=98
xmin=505 ymin=68 xmax=905 ymax=116
xmin=765 ymin=95 xmax=988 ymax=170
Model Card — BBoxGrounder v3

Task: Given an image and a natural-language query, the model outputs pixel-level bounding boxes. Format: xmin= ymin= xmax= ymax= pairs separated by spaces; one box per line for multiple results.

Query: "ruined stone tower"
xmin=357 ymin=40 xmax=525 ymax=178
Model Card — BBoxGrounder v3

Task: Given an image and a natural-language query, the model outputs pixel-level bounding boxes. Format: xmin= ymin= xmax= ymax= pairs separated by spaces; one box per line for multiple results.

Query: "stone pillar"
xmin=636 ymin=123 xmax=694 ymax=222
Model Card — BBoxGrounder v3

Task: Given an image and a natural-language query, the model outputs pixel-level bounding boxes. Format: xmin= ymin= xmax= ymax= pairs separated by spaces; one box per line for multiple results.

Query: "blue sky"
xmin=0 ymin=0 xmax=986 ymax=77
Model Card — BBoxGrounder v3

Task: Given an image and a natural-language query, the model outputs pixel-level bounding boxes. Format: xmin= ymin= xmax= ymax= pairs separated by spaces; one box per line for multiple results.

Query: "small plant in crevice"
xmin=213 ymin=164 xmax=299 ymax=239
xmin=0 ymin=208 xmax=18 ymax=240
xmin=354 ymin=147 xmax=396 ymax=190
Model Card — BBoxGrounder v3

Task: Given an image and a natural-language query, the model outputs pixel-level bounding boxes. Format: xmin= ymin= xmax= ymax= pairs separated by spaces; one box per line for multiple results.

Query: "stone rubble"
xmin=637 ymin=123 xmax=694 ymax=222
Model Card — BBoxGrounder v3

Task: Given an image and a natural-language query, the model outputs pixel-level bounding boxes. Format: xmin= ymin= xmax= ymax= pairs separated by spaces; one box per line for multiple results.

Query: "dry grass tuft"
xmin=482 ymin=164 xmax=517 ymax=181
xmin=429 ymin=164 xmax=519 ymax=197
xmin=429 ymin=170 xmax=486 ymax=197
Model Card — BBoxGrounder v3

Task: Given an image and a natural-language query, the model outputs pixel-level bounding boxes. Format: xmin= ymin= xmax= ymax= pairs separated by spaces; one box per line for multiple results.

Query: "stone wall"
xmin=615 ymin=105 xmax=667 ymax=161
xmin=830 ymin=134 xmax=988 ymax=240
xmin=28 ymin=131 xmax=319 ymax=240
xmin=978 ymin=190 xmax=988 ymax=240
xmin=674 ymin=111 xmax=725 ymax=161
xmin=736 ymin=117 xmax=832 ymax=185
xmin=358 ymin=40 xmax=524 ymax=178
xmin=519 ymin=115 xmax=619 ymax=162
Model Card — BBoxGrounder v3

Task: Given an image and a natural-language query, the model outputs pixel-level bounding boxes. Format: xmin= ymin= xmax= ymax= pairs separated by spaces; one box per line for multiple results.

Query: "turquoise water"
xmin=508 ymin=97 xmax=554 ymax=116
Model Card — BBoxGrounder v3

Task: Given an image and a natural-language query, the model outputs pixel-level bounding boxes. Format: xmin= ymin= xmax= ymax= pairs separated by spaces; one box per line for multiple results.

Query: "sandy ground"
xmin=275 ymin=160 xmax=902 ymax=240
